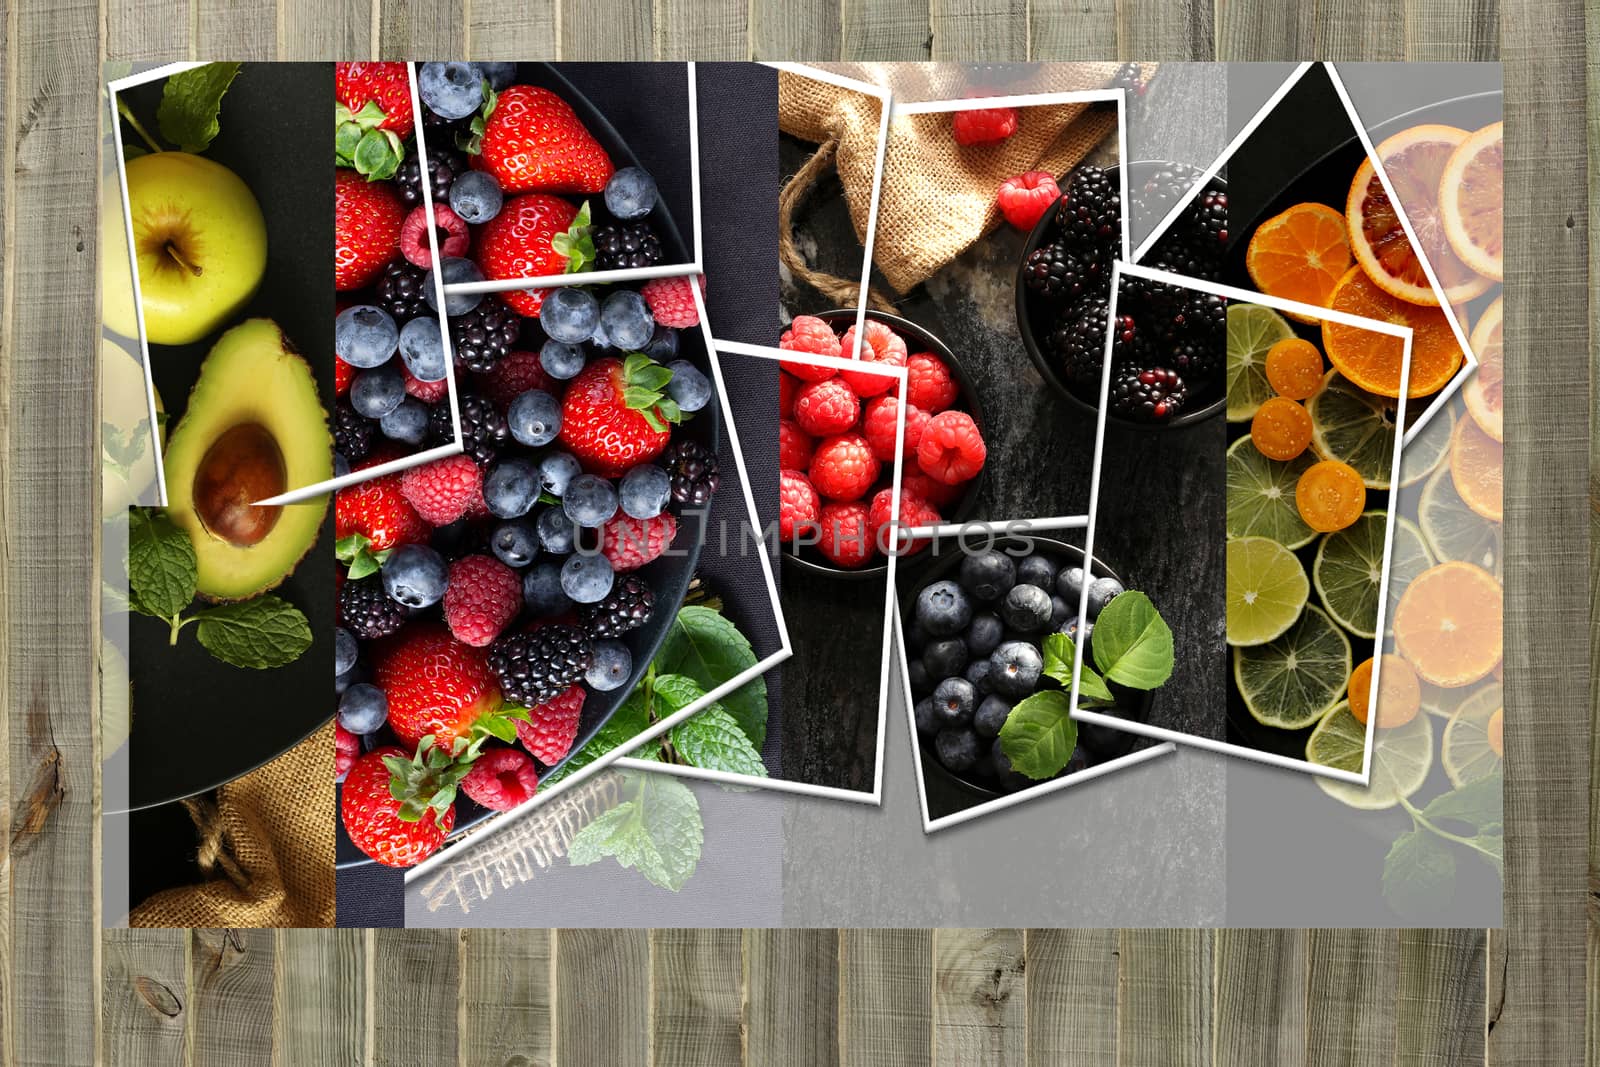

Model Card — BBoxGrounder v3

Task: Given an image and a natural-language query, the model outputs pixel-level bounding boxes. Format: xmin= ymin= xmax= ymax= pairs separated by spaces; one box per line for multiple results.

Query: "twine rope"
xmin=778 ymin=139 xmax=897 ymax=314
xmin=181 ymin=795 xmax=251 ymax=892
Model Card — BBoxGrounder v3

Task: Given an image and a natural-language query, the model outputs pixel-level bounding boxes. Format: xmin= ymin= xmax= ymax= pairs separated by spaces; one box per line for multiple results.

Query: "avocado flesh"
xmin=162 ymin=318 xmax=331 ymax=600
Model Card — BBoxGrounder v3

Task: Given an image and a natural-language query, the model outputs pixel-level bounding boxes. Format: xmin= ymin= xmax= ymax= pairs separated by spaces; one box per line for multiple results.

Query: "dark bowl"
xmin=898 ymin=533 xmax=1154 ymax=801
xmin=780 ymin=308 xmax=986 ymax=581
xmin=1016 ymin=161 xmax=1229 ymax=433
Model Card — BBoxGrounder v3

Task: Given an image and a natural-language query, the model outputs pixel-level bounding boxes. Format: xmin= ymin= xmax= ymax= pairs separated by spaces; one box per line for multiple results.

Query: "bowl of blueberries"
xmin=900 ymin=534 xmax=1154 ymax=799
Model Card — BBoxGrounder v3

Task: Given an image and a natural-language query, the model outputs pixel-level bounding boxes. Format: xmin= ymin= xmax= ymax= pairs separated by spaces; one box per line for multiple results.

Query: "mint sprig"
xmin=193 ymin=597 xmax=313 ymax=669
xmin=567 ymin=772 xmax=703 ymax=891
xmin=156 ymin=63 xmax=241 ymax=153
xmin=1380 ymin=771 xmax=1503 ymax=918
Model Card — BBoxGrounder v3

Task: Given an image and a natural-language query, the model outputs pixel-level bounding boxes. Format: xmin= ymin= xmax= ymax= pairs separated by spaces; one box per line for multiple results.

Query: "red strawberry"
xmin=443 ymin=555 xmax=522 ymax=647
xmin=460 ymin=748 xmax=539 ymax=811
xmin=599 ymin=512 xmax=677 ymax=572
xmin=515 ymin=684 xmax=586 ymax=765
xmin=475 ymin=194 xmax=582 ymax=317
xmin=479 ymin=85 xmax=614 ymax=194
xmin=400 ymin=454 xmax=483 ymax=526
xmin=336 ymin=170 xmax=405 ymax=291
xmin=376 ymin=624 xmax=503 ymax=751
xmin=559 ymin=355 xmax=679 ymax=477
xmin=335 ymin=62 xmax=414 ymax=180
xmin=479 ymin=349 xmax=553 ymax=411
xmin=336 ymin=473 xmax=431 ymax=556
xmin=340 ymin=745 xmax=456 ymax=869
xmin=335 ymin=356 xmax=355 ymax=397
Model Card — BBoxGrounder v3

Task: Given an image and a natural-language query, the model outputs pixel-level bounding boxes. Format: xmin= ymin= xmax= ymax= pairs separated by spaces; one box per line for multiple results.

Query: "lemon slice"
xmin=1312 ymin=704 xmax=1434 ymax=810
xmin=1226 ymin=436 xmax=1317 ymax=548
xmin=1313 ymin=511 xmax=1386 ymax=639
xmin=1399 ymin=403 xmax=1454 ymax=488
xmin=1418 ymin=461 xmax=1501 ymax=573
xmin=1307 ymin=371 xmax=1398 ymax=489
xmin=1234 ymin=604 xmax=1351 ymax=730
xmin=1227 ymin=536 xmax=1310 ymax=647
xmin=1442 ymin=682 xmax=1504 ymax=787
xmin=1227 ymin=304 xmax=1296 ymax=422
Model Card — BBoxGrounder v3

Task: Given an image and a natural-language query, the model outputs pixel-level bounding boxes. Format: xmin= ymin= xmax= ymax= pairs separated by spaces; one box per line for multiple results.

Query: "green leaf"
xmin=652 ymin=606 xmax=767 ymax=748
xmin=194 ymin=596 xmax=313 ymax=669
xmin=1090 ymin=591 xmax=1174 ymax=690
xmin=567 ymin=773 xmax=703 ymax=890
xmin=553 ymin=202 xmax=595 ymax=273
xmin=127 ymin=508 xmax=197 ymax=618
xmin=653 ymin=675 xmax=767 ymax=778
xmin=336 ymin=534 xmax=390 ymax=580
xmin=156 ymin=62 xmax=241 ymax=152
xmin=541 ymin=687 xmax=660 ymax=787
xmin=1040 ymin=632 xmax=1113 ymax=703
xmin=1419 ymin=772 xmax=1503 ymax=833
xmin=334 ymin=121 xmax=364 ymax=166
xmin=351 ymin=128 xmax=403 ymax=181
xmin=997 ymin=690 xmax=1078 ymax=780
xmin=1382 ymin=828 xmax=1456 ymax=918
xmin=1077 ymin=665 xmax=1114 ymax=704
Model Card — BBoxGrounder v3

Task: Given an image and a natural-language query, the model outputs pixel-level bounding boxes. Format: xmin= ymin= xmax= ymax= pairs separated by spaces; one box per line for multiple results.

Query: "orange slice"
xmin=1439 ymin=122 xmax=1504 ymax=282
xmin=1296 ymin=459 xmax=1366 ymax=533
xmin=1449 ymin=412 xmax=1503 ymax=523
xmin=1265 ymin=337 xmax=1325 ymax=400
xmin=1349 ymin=654 xmax=1421 ymax=728
xmin=1461 ymin=297 xmax=1503 ymax=441
xmin=1322 ymin=266 xmax=1462 ymax=398
xmin=1251 ymin=397 xmax=1313 ymax=461
xmin=1393 ymin=561 xmax=1503 ymax=687
xmin=1245 ymin=203 xmax=1353 ymax=321
xmin=1486 ymin=708 xmax=1504 ymax=756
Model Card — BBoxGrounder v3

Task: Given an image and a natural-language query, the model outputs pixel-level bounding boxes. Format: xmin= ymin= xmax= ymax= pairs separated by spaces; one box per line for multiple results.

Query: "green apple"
xmin=100 ymin=179 xmax=140 ymax=339
xmin=120 ymin=151 xmax=267 ymax=345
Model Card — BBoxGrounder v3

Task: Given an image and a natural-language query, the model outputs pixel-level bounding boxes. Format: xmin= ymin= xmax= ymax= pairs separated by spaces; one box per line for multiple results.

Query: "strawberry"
xmin=559 ymin=354 xmax=680 ymax=477
xmin=336 ymin=170 xmax=405 ymax=291
xmin=335 ymin=356 xmax=355 ymax=397
xmin=340 ymin=744 xmax=457 ymax=868
xmin=514 ymin=684 xmax=586 ymax=765
xmin=335 ymin=62 xmax=414 ymax=180
xmin=475 ymin=195 xmax=586 ymax=317
xmin=376 ymin=623 xmax=504 ymax=751
xmin=335 ymin=473 xmax=431 ymax=577
xmin=478 ymin=85 xmax=614 ymax=195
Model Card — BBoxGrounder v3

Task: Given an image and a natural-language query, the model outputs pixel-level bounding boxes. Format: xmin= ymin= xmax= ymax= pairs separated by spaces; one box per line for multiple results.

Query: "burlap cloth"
xmin=779 ymin=64 xmax=1134 ymax=299
xmin=131 ymin=721 xmax=335 ymax=928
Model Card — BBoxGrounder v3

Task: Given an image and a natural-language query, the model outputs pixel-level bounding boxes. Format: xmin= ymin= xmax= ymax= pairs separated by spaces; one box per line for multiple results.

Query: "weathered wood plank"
xmin=751 ymin=0 xmax=841 ymax=61
xmin=1214 ymin=0 xmax=1312 ymax=61
xmin=840 ymin=0 xmax=931 ymax=60
xmin=1396 ymin=929 xmax=1486 ymax=1065
xmin=1212 ymin=930 xmax=1306 ymax=1066
xmin=460 ymin=929 xmax=553 ymax=1067
xmin=1029 ymin=0 xmax=1118 ymax=60
xmin=932 ymin=928 xmax=1024 ymax=1066
xmin=190 ymin=929 xmax=275 ymax=1067
xmin=466 ymin=1 xmax=558 ymax=60
xmin=103 ymin=930 xmax=189 ymax=1067
xmin=1407 ymin=0 xmax=1500 ymax=60
xmin=377 ymin=0 xmax=463 ymax=57
xmin=651 ymin=929 xmax=744 ymax=1066
xmin=929 ymin=0 xmax=1027 ymax=61
xmin=1119 ymin=0 xmax=1214 ymax=60
xmin=1315 ymin=0 xmax=1406 ymax=61
xmin=195 ymin=0 xmax=274 ymax=59
xmin=657 ymin=0 xmax=749 ymax=59
xmin=554 ymin=929 xmax=650 ymax=1067
xmin=105 ymin=0 xmax=194 ymax=62
xmin=1305 ymin=929 xmax=1399 ymax=1066
xmin=840 ymin=929 xmax=932 ymax=1067
xmin=274 ymin=929 xmax=365 ymax=1067
xmin=746 ymin=929 xmax=840 ymax=1067
xmin=372 ymin=929 xmax=460 ymax=1065
xmin=278 ymin=0 xmax=373 ymax=60
xmin=1026 ymin=929 xmax=1117 ymax=1066
xmin=1117 ymin=930 xmax=1212 ymax=1067
xmin=559 ymin=0 xmax=652 ymax=61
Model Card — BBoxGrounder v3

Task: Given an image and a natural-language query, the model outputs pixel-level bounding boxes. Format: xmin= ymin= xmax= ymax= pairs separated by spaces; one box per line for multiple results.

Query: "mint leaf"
xmin=156 ymin=63 xmax=241 ymax=153
xmin=568 ymin=773 xmax=702 ymax=890
xmin=1091 ymin=591 xmax=1174 ymax=690
xmin=542 ymin=687 xmax=660 ymax=786
xmin=1419 ymin=772 xmax=1503 ymax=832
xmin=1041 ymin=632 xmax=1113 ymax=703
xmin=194 ymin=596 xmax=312 ymax=669
xmin=127 ymin=508 xmax=197 ymax=618
xmin=998 ymin=690 xmax=1077 ymax=780
xmin=654 ymin=676 xmax=767 ymax=778
xmin=1382 ymin=828 xmax=1456 ymax=918
xmin=652 ymin=606 xmax=767 ymax=748
xmin=1077 ymin=665 xmax=1114 ymax=704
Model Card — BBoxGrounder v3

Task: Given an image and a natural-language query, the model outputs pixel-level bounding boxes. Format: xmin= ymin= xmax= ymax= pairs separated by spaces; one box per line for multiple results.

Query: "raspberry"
xmin=809 ymin=433 xmax=880 ymax=502
xmin=399 ymin=203 xmax=469 ymax=268
xmin=479 ymin=349 xmax=552 ymax=411
xmin=779 ymin=316 xmax=842 ymax=379
xmin=817 ymin=501 xmax=874 ymax=568
xmin=779 ymin=419 xmax=815 ymax=471
xmin=917 ymin=410 xmax=987 ymax=485
xmin=906 ymin=352 xmax=959 ymax=413
xmin=403 ymin=363 xmax=450 ymax=403
xmin=400 ymin=454 xmax=484 ymax=525
xmin=336 ymin=356 xmax=355 ymax=396
xmin=902 ymin=469 xmax=964 ymax=509
xmin=838 ymin=320 xmax=908 ymax=397
xmin=793 ymin=378 xmax=860 ymax=437
xmin=996 ymin=171 xmax=1061 ymax=230
xmin=335 ymin=723 xmax=360 ymax=781
xmin=460 ymin=747 xmax=539 ymax=811
xmin=443 ymin=554 xmax=522 ymax=647
xmin=779 ymin=371 xmax=799 ymax=419
xmin=952 ymin=107 xmax=1018 ymax=146
xmin=599 ymin=512 xmax=677 ymax=572
xmin=779 ymin=469 xmax=820 ymax=543
xmin=514 ymin=684 xmax=585 ymax=765
xmin=640 ymin=275 xmax=704 ymax=328
xmin=862 ymin=395 xmax=929 ymax=462
xmin=869 ymin=488 xmax=941 ymax=557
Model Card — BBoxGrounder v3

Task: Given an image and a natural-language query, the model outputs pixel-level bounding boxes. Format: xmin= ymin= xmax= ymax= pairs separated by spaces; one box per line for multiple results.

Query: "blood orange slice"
xmin=1461 ymin=297 xmax=1503 ymax=441
xmin=1245 ymin=203 xmax=1352 ymax=321
xmin=1439 ymin=122 xmax=1504 ymax=282
xmin=1322 ymin=266 xmax=1462 ymax=398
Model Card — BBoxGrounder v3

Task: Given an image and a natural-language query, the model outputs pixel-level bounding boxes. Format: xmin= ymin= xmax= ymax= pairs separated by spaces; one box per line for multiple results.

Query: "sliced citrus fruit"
xmin=1418 ymin=462 xmax=1501 ymax=572
xmin=1487 ymin=708 xmax=1504 ymax=756
xmin=1296 ymin=459 xmax=1366 ymax=533
xmin=1419 ymin=680 xmax=1469 ymax=720
xmin=1251 ymin=397 xmax=1313 ymax=461
xmin=1322 ymin=266 xmax=1463 ymax=399
xmin=1306 ymin=371 xmax=1397 ymax=488
xmin=1226 ymin=436 xmax=1317 ymax=548
xmin=1385 ymin=517 xmax=1435 ymax=632
xmin=1235 ymin=604 xmax=1351 ymax=730
xmin=1226 ymin=536 xmax=1309 ymax=647
xmin=1347 ymin=125 xmax=1492 ymax=307
xmin=1348 ymin=653 xmax=1421 ymax=728
xmin=1265 ymin=337 xmax=1325 ymax=399
xmin=1245 ymin=202 xmax=1353 ymax=319
xmin=1313 ymin=511 xmax=1389 ymax=638
xmin=1398 ymin=401 xmax=1453 ymax=487
xmin=1461 ymin=297 xmax=1504 ymax=441
xmin=1449 ymin=411 xmax=1503 ymax=522
xmin=1393 ymin=560 xmax=1503 ymax=687
xmin=1313 ymin=704 xmax=1433 ymax=810
xmin=1439 ymin=122 xmax=1504 ymax=282
xmin=1227 ymin=303 xmax=1296 ymax=422
xmin=1441 ymin=682 xmax=1504 ymax=787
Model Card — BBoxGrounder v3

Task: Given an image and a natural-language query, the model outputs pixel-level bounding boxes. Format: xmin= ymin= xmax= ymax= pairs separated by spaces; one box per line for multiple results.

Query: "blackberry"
xmin=429 ymin=391 xmax=508 ymax=466
xmin=488 ymin=624 xmax=595 ymax=708
xmin=1047 ymin=298 xmax=1138 ymax=384
xmin=374 ymin=258 xmax=429 ymax=324
xmin=1181 ymin=187 xmax=1228 ymax=262
xmin=1023 ymin=242 xmax=1108 ymax=307
xmin=1110 ymin=62 xmax=1149 ymax=99
xmin=592 ymin=221 xmax=663 ymax=271
xmin=1165 ymin=292 xmax=1227 ymax=342
xmin=1117 ymin=266 xmax=1185 ymax=312
xmin=339 ymin=577 xmax=406 ymax=640
xmin=1169 ymin=338 xmax=1223 ymax=382
xmin=394 ymin=146 xmax=465 ymax=207
xmin=1110 ymin=367 xmax=1188 ymax=422
xmin=1056 ymin=165 xmax=1122 ymax=248
xmin=660 ymin=439 xmax=720 ymax=507
xmin=334 ymin=402 xmax=373 ymax=464
xmin=450 ymin=296 xmax=521 ymax=374
xmin=579 ymin=575 xmax=655 ymax=639
xmin=1132 ymin=160 xmax=1207 ymax=235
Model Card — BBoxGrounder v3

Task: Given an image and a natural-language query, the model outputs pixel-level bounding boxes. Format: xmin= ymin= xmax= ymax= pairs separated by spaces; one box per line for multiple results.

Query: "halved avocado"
xmin=163 ymin=318 xmax=331 ymax=600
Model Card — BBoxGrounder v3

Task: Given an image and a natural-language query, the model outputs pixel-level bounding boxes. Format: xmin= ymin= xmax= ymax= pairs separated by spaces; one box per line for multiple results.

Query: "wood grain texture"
xmin=840 ymin=930 xmax=932 ymax=1067
xmin=1315 ymin=0 xmax=1406 ymax=60
xmin=839 ymin=0 xmax=932 ymax=60
xmin=1029 ymin=0 xmax=1118 ymax=61
xmin=1211 ymin=930 xmax=1306 ymax=1066
xmin=1117 ymin=930 xmax=1212 ymax=1067
xmin=372 ymin=929 xmax=459 ymax=1065
xmin=1304 ymin=929 xmax=1399 ymax=1066
xmin=274 ymin=929 xmax=365 ymax=1067
xmin=1025 ymin=929 xmax=1117 ymax=1065
xmin=751 ymin=0 xmax=841 ymax=61
xmin=460 ymin=929 xmax=553 ymax=1067
xmin=554 ymin=929 xmax=651 ymax=1067
xmin=277 ymin=0 xmax=372 ymax=59
xmin=105 ymin=0 xmax=194 ymax=61
xmin=376 ymin=0 xmax=462 ymax=57
xmin=1407 ymin=0 xmax=1499 ymax=60
xmin=102 ymin=930 xmax=189 ymax=1067
xmin=1119 ymin=0 xmax=1213 ymax=60
xmin=745 ymin=929 xmax=840 ymax=1067
xmin=929 ymin=0 xmax=1027 ymax=60
xmin=932 ymin=928 xmax=1024 ymax=1066
xmin=657 ymin=0 xmax=749 ymax=59
xmin=559 ymin=0 xmax=652 ymax=61
xmin=466 ymin=0 xmax=557 ymax=61
xmin=1397 ymin=929 xmax=1486 ymax=1065
xmin=1214 ymin=0 xmax=1313 ymax=60
xmin=190 ymin=929 xmax=275 ymax=1067
xmin=197 ymin=0 xmax=275 ymax=58
xmin=652 ymin=928 xmax=745 ymax=1066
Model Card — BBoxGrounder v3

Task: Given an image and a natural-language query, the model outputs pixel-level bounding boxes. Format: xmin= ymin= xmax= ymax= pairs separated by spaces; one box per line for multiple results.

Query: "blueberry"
xmin=907 ymin=658 xmax=931 ymax=696
xmin=1049 ymin=595 xmax=1074 ymax=631
xmin=523 ymin=561 xmax=573 ymax=617
xmin=913 ymin=697 xmax=938 ymax=736
xmin=508 ymin=389 xmax=562 ymax=447
xmin=541 ymin=288 xmax=600 ymax=344
xmin=538 ymin=452 xmax=583 ymax=496
xmin=337 ymin=683 xmax=389 ymax=735
xmin=335 ymin=306 xmax=399 ymax=368
xmin=1001 ymin=584 xmax=1053 ymax=633
xmin=473 ymin=62 xmax=517 ymax=90
xmin=1017 ymin=554 xmax=1057 ymax=590
xmin=418 ymin=62 xmax=483 ymax=121
xmin=959 ymin=550 xmax=1016 ymax=601
xmin=381 ymin=543 xmax=448 ymax=609
xmin=335 ymin=663 xmax=364 ymax=696
xmin=600 ymin=290 xmax=654 ymax=350
xmin=666 ymin=360 xmax=712 ymax=413
xmin=603 ymin=166 xmax=658 ymax=220
xmin=964 ymin=612 xmax=1004 ymax=658
xmin=1067 ymin=746 xmax=1090 ymax=774
xmin=935 ymin=727 xmax=983 ymax=773
xmin=588 ymin=317 xmax=613 ymax=350
xmin=964 ymin=659 xmax=993 ymax=693
xmin=560 ymin=552 xmax=614 ymax=604
xmin=974 ymin=694 xmax=1012 ymax=738
xmin=489 ymin=520 xmax=539 ymax=568
xmin=335 ymin=452 xmax=351 ymax=478
xmin=1056 ymin=566 xmax=1087 ymax=604
xmin=350 ymin=365 xmax=405 ymax=419
xmin=540 ymin=339 xmax=587 ymax=380
xmin=921 ymin=637 xmax=968 ymax=680
xmin=563 ymin=473 xmax=618 ymax=528
xmin=334 ymin=626 xmax=359 ymax=676
xmin=916 ymin=580 xmax=973 ymax=637
xmin=1060 ymin=615 xmax=1093 ymax=649
xmin=586 ymin=639 xmax=633 ymax=691
xmin=642 ymin=323 xmax=679 ymax=360
xmin=989 ymin=641 xmax=1043 ymax=698
xmin=618 ymin=464 xmax=671 ymax=519
xmin=448 ymin=169 xmax=503 ymax=224
xmin=484 ymin=458 xmax=541 ymax=519
xmin=379 ymin=397 xmax=429 ymax=445
xmin=990 ymin=743 xmax=1033 ymax=791
xmin=536 ymin=506 xmax=577 ymax=554
xmin=932 ymin=677 xmax=977 ymax=727
xmin=423 ymin=258 xmax=484 ymax=316
xmin=1086 ymin=576 xmax=1125 ymax=619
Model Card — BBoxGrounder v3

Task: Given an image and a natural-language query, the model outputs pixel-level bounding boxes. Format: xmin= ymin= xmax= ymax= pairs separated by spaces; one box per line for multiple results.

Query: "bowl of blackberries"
xmin=1017 ymin=161 xmax=1230 ymax=430
xmin=901 ymin=535 xmax=1153 ymax=798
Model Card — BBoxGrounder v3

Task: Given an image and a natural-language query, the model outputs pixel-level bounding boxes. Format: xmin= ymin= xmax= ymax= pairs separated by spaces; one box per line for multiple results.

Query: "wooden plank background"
xmin=0 ymin=0 xmax=1580 ymax=1061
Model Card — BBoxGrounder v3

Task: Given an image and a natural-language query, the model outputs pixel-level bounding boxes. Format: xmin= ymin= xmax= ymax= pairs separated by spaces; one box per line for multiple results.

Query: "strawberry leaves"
xmin=336 ymin=533 xmax=391 ymax=580
xmin=552 ymin=201 xmax=596 ymax=274
xmin=384 ymin=737 xmax=472 ymax=827
xmin=335 ymin=100 xmax=405 ymax=181
xmin=458 ymin=84 xmax=497 ymax=156
xmin=621 ymin=353 xmax=682 ymax=433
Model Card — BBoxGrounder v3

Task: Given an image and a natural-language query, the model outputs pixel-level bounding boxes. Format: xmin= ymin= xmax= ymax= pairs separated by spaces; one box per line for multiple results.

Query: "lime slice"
xmin=1313 ymin=511 xmax=1387 ymax=639
xmin=1418 ymin=461 xmax=1502 ymax=573
xmin=1442 ymin=682 xmax=1504 ymax=787
xmin=1385 ymin=517 xmax=1434 ymax=634
xmin=1419 ymin=680 xmax=1469 ymax=720
xmin=1226 ymin=536 xmax=1310 ymax=646
xmin=1226 ymin=436 xmax=1317 ymax=548
xmin=1227 ymin=303 xmax=1295 ymax=422
xmin=1313 ymin=704 xmax=1434 ymax=810
xmin=1398 ymin=403 xmax=1454 ymax=488
xmin=1235 ymin=604 xmax=1351 ymax=729
xmin=1307 ymin=371 xmax=1397 ymax=489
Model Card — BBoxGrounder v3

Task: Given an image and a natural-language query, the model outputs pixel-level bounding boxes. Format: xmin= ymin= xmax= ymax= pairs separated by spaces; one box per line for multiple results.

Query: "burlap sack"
xmin=130 ymin=722 xmax=335 ymax=928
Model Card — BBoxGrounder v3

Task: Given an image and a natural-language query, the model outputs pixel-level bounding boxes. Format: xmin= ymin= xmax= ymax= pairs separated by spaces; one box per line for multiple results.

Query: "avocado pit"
xmin=192 ymin=423 xmax=286 ymax=547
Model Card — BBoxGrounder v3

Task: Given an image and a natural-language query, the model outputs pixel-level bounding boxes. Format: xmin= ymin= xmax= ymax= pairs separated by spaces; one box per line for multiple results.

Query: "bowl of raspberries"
xmin=1016 ymin=162 xmax=1230 ymax=429
xmin=777 ymin=309 xmax=987 ymax=578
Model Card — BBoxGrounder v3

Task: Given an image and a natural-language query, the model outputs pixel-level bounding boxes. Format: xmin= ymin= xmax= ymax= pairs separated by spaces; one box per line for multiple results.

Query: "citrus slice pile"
xmin=1312 ymin=704 xmax=1434 ymax=811
xmin=1393 ymin=560 xmax=1503 ymax=687
xmin=1306 ymin=371 xmax=1397 ymax=488
xmin=1322 ymin=266 xmax=1462 ymax=398
xmin=1399 ymin=403 xmax=1454 ymax=487
xmin=1296 ymin=459 xmax=1366 ymax=533
xmin=1348 ymin=653 xmax=1421 ymax=728
xmin=1385 ymin=517 xmax=1436 ymax=630
xmin=1442 ymin=682 xmax=1504 ymax=787
xmin=1227 ymin=304 xmax=1296 ymax=422
xmin=1449 ymin=412 xmax=1503 ymax=523
xmin=1439 ymin=122 xmax=1504 ymax=283
xmin=1461 ymin=297 xmax=1504 ymax=441
xmin=1226 ymin=536 xmax=1309 ymax=646
xmin=1313 ymin=511 xmax=1389 ymax=638
xmin=1418 ymin=462 xmax=1501 ymax=572
xmin=1234 ymin=604 xmax=1351 ymax=730
xmin=1245 ymin=202 xmax=1353 ymax=318
xmin=1226 ymin=436 xmax=1317 ymax=548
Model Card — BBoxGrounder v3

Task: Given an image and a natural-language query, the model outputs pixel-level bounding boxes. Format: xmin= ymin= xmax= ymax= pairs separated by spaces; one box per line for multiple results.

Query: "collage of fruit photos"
xmin=99 ymin=60 xmax=1503 ymax=928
